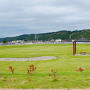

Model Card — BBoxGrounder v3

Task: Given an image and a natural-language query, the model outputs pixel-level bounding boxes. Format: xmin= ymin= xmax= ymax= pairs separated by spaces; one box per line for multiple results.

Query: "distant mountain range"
xmin=0 ymin=29 xmax=90 ymax=42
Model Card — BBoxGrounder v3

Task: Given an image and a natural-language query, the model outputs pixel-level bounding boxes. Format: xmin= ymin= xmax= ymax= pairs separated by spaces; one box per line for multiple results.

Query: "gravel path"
xmin=0 ymin=56 xmax=57 ymax=61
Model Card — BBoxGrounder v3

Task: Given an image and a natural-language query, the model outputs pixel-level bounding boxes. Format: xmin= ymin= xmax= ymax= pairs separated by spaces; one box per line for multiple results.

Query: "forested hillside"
xmin=1 ymin=29 xmax=90 ymax=42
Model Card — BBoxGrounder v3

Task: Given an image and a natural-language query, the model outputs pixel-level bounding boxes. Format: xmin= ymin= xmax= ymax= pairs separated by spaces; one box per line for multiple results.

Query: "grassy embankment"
xmin=0 ymin=44 xmax=90 ymax=89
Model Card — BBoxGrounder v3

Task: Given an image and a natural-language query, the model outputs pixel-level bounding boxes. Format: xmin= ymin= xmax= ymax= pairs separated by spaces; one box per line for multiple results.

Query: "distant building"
xmin=72 ymin=40 xmax=75 ymax=42
xmin=50 ymin=39 xmax=55 ymax=42
xmin=12 ymin=40 xmax=24 ymax=43
xmin=55 ymin=39 xmax=61 ymax=42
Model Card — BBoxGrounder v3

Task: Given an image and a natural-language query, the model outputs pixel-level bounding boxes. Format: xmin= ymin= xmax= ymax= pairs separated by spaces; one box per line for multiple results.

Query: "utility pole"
xmin=35 ymin=34 xmax=36 ymax=42
xmin=37 ymin=35 xmax=38 ymax=42
xmin=69 ymin=35 xmax=71 ymax=40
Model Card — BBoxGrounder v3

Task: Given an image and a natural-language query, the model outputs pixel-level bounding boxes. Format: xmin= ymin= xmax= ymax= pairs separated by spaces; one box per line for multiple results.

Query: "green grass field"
xmin=0 ymin=44 xmax=90 ymax=89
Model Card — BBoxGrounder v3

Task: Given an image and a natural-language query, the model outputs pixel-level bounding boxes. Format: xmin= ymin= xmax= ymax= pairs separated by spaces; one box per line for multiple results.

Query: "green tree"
xmin=3 ymin=39 xmax=7 ymax=44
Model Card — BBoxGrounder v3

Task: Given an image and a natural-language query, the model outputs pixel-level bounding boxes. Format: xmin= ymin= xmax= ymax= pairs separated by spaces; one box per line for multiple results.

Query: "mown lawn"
xmin=0 ymin=44 xmax=90 ymax=89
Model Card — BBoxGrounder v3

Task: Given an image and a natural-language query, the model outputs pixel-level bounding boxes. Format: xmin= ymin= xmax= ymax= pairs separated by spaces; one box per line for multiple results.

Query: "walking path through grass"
xmin=0 ymin=56 xmax=57 ymax=61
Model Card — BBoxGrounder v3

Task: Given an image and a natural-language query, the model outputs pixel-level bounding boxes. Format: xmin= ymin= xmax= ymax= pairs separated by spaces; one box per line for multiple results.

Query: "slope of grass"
xmin=0 ymin=44 xmax=90 ymax=89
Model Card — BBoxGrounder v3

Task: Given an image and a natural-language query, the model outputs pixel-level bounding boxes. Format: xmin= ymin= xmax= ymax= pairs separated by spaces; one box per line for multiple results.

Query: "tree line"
xmin=1 ymin=29 xmax=90 ymax=42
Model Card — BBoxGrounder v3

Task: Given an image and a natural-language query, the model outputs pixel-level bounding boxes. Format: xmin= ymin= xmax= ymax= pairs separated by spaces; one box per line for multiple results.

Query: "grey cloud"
xmin=0 ymin=0 xmax=90 ymax=37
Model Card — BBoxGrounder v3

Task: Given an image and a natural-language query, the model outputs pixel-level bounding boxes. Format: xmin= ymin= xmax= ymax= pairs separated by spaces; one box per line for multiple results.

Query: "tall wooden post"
xmin=73 ymin=42 xmax=76 ymax=55
xmin=75 ymin=42 xmax=76 ymax=54
xmin=73 ymin=42 xmax=75 ymax=55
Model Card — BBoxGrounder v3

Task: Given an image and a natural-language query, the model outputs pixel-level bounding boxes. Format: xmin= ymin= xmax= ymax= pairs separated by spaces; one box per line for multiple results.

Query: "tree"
xmin=3 ymin=39 xmax=7 ymax=44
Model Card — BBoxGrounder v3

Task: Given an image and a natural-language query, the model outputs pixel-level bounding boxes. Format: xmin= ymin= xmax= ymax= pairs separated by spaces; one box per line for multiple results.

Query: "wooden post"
xmin=73 ymin=42 xmax=75 ymax=55
xmin=73 ymin=42 xmax=76 ymax=55
xmin=75 ymin=42 xmax=76 ymax=54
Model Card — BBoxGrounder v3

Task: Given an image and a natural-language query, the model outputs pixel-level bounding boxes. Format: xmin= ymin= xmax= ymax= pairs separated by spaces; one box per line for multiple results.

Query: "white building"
xmin=12 ymin=40 xmax=24 ymax=43
xmin=55 ymin=39 xmax=61 ymax=42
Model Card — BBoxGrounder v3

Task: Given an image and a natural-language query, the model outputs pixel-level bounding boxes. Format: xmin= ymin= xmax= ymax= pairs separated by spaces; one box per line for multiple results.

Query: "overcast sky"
xmin=0 ymin=0 xmax=90 ymax=37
